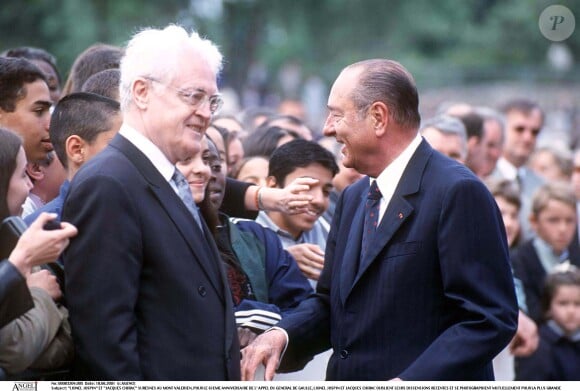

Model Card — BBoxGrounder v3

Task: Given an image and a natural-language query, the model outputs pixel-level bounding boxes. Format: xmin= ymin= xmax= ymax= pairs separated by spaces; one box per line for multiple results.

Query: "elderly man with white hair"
xmin=62 ymin=25 xmax=240 ymax=380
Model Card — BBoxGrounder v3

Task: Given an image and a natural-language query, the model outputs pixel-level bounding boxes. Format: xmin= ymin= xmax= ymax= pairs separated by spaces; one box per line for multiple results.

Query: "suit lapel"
xmin=354 ymin=196 xmax=413 ymax=284
xmin=339 ymin=189 xmax=366 ymax=304
xmin=345 ymin=140 xmax=433 ymax=295
xmin=110 ymin=135 xmax=225 ymax=301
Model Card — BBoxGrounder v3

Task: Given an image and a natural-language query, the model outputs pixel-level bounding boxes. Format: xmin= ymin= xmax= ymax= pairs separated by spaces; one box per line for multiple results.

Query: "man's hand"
xmin=238 ymin=327 xmax=259 ymax=349
xmin=509 ymin=310 xmax=539 ymax=357
xmin=259 ymin=177 xmax=318 ymax=214
xmin=241 ymin=329 xmax=286 ymax=381
xmin=9 ymin=213 xmax=78 ymax=277
xmin=27 ymin=269 xmax=62 ymax=300
xmin=286 ymin=243 xmax=324 ymax=280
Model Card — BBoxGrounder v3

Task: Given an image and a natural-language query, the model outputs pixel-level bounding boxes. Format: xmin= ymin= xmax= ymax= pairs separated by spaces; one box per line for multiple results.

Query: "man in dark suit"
xmin=241 ymin=59 xmax=518 ymax=381
xmin=62 ymin=25 xmax=240 ymax=380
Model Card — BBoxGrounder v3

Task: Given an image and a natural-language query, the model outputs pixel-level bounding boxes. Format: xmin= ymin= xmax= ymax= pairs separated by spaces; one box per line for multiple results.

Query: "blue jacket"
xmin=516 ymin=321 xmax=580 ymax=380
xmin=225 ymin=217 xmax=314 ymax=331
xmin=276 ymin=140 xmax=518 ymax=380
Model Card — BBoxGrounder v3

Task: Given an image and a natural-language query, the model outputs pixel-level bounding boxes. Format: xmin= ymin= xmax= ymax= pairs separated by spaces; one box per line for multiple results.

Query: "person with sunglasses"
xmin=492 ymin=99 xmax=545 ymax=241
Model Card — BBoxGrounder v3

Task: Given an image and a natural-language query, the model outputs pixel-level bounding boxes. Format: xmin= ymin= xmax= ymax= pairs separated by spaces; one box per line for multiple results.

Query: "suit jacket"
xmin=62 ymin=134 xmax=240 ymax=380
xmin=278 ymin=140 xmax=518 ymax=380
xmin=511 ymin=240 xmax=547 ymax=324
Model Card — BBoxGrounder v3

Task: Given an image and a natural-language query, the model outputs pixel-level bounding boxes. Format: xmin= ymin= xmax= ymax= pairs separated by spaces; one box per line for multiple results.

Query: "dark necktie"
xmin=361 ymin=180 xmax=382 ymax=261
xmin=172 ymin=168 xmax=203 ymax=231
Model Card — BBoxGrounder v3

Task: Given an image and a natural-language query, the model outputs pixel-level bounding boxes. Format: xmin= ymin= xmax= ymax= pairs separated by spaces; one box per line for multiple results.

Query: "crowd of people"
xmin=0 ymin=24 xmax=578 ymax=381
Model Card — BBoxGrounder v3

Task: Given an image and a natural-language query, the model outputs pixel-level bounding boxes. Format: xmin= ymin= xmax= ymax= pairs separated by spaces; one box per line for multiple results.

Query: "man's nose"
xmin=44 ymin=112 xmax=51 ymax=132
xmin=196 ymin=101 xmax=213 ymax=122
xmin=323 ymin=116 xmax=335 ymax=137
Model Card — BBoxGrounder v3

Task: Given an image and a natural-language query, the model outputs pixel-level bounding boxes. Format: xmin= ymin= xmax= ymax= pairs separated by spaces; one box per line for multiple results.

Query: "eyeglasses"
xmin=144 ymin=76 xmax=223 ymax=115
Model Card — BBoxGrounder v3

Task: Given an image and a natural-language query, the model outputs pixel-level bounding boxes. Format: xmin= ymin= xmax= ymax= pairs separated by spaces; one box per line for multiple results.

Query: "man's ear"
xmin=370 ymin=101 xmax=389 ymax=137
xmin=467 ymin=135 xmax=480 ymax=151
xmin=266 ymin=175 xmax=278 ymax=188
xmin=132 ymin=78 xmax=151 ymax=110
xmin=66 ymin=135 xmax=87 ymax=166
xmin=26 ymin=161 xmax=44 ymax=182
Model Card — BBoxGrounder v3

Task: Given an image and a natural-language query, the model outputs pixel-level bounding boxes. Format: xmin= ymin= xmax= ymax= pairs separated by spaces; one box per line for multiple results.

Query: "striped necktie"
xmin=172 ymin=168 xmax=203 ymax=231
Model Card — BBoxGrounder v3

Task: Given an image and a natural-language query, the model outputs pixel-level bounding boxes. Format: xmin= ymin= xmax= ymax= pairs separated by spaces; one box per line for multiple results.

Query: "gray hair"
xmin=347 ymin=59 xmax=421 ymax=129
xmin=119 ymin=24 xmax=223 ymax=111
xmin=420 ymin=115 xmax=467 ymax=143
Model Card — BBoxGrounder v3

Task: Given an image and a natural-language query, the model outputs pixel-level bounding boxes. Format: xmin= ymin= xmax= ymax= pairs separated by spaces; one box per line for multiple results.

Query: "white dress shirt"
xmin=373 ymin=133 xmax=423 ymax=223
xmin=119 ymin=123 xmax=179 ymax=194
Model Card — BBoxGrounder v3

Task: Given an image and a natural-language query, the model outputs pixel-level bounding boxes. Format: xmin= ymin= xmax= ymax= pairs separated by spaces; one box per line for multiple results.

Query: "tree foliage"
xmin=1 ymin=0 xmax=579 ymax=94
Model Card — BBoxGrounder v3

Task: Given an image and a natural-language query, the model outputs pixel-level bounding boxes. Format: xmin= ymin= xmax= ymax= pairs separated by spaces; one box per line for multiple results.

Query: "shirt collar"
xmin=256 ymin=211 xmax=302 ymax=241
xmin=532 ymin=236 xmax=570 ymax=273
xmin=496 ymin=157 xmax=518 ymax=181
xmin=119 ymin=123 xmax=175 ymax=183
xmin=547 ymin=320 xmax=580 ymax=342
xmin=373 ymin=132 xmax=422 ymax=205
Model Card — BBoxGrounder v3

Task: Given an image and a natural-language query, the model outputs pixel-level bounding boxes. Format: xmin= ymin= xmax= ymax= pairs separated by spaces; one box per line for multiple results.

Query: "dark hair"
xmin=230 ymin=156 xmax=269 ymax=181
xmin=541 ymin=268 xmax=580 ymax=322
xmin=50 ymin=92 xmax=120 ymax=169
xmin=0 ymin=57 xmax=47 ymax=112
xmin=209 ymin=124 xmax=232 ymax=157
xmin=0 ymin=128 xmax=23 ymax=220
xmin=455 ymin=111 xmax=484 ymax=140
xmin=348 ymin=59 xmax=421 ymax=129
xmin=198 ymin=136 xmax=223 ymax=235
xmin=268 ymin=139 xmax=339 ymax=187
xmin=243 ymin=125 xmax=298 ymax=158
xmin=2 ymin=46 xmax=61 ymax=85
xmin=62 ymin=43 xmax=123 ymax=95
xmin=81 ymin=69 xmax=121 ymax=101
xmin=500 ymin=99 xmax=544 ymax=126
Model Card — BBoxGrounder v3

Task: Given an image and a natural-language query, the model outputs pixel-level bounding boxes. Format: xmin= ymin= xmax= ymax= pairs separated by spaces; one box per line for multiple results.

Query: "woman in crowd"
xmin=0 ymin=127 xmax=77 ymax=377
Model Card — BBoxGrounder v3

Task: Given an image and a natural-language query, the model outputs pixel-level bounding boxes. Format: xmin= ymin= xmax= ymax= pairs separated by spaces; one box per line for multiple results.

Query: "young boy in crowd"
xmin=253 ymin=138 xmax=338 ymax=381
xmin=24 ymin=92 xmax=121 ymax=227
xmin=254 ymin=139 xmax=339 ymax=285
xmin=515 ymin=267 xmax=580 ymax=380
xmin=487 ymin=178 xmax=522 ymax=250
xmin=512 ymin=182 xmax=580 ymax=323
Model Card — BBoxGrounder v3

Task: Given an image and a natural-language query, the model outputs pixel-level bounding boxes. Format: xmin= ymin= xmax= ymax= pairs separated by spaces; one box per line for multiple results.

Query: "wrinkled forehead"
xmin=165 ymin=50 xmax=217 ymax=91
xmin=329 ymin=67 xmax=361 ymax=102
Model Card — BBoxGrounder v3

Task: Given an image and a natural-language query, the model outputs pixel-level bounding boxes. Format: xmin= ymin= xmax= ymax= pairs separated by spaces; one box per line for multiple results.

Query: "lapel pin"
xmin=398 ymin=212 xmax=404 ymax=219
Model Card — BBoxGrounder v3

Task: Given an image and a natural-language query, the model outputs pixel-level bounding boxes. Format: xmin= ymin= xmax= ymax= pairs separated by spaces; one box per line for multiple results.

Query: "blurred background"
xmin=1 ymin=0 xmax=580 ymax=142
